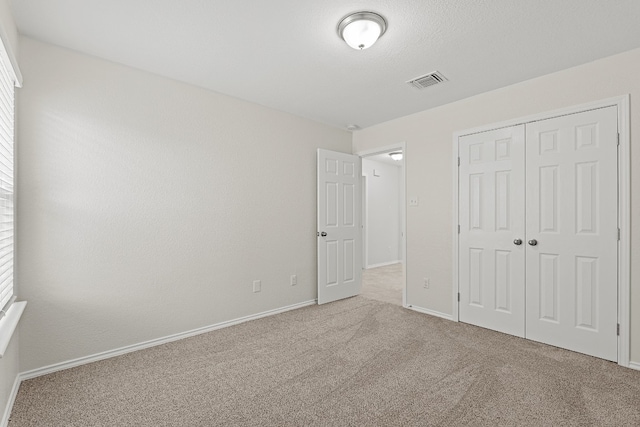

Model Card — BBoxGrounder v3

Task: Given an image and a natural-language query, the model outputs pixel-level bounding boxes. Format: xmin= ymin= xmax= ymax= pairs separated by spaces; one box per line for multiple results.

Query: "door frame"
xmin=452 ymin=95 xmax=630 ymax=367
xmin=361 ymin=175 xmax=368 ymax=270
xmin=356 ymin=142 xmax=407 ymax=307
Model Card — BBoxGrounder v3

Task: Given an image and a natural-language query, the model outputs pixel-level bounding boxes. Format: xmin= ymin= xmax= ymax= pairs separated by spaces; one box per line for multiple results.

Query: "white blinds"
xmin=0 ymin=52 xmax=14 ymax=314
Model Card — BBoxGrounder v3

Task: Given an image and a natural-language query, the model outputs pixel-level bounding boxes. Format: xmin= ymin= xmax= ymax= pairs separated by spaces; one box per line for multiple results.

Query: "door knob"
xmin=321 ymin=232 xmax=327 ymax=237
xmin=513 ymin=239 xmax=522 ymax=245
xmin=528 ymin=239 xmax=538 ymax=246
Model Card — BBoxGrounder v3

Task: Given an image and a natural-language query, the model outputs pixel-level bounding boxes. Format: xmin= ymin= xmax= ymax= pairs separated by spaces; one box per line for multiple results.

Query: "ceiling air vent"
xmin=407 ymin=71 xmax=447 ymax=89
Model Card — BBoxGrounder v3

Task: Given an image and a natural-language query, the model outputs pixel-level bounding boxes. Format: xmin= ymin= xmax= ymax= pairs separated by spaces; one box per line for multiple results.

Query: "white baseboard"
xmin=19 ymin=299 xmax=316 ymax=381
xmin=628 ymin=361 xmax=640 ymax=371
xmin=406 ymin=305 xmax=453 ymax=321
xmin=1 ymin=374 xmax=21 ymax=427
xmin=366 ymin=260 xmax=402 ymax=269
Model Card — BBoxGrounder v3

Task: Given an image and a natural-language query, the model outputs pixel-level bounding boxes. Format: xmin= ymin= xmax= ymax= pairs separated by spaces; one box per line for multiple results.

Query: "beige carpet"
xmin=361 ymin=263 xmax=403 ymax=306
xmin=9 ymin=297 xmax=640 ymax=426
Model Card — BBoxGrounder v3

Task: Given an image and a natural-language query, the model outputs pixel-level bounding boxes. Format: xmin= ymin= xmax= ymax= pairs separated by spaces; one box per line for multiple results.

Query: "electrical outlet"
xmin=253 ymin=280 xmax=261 ymax=293
xmin=409 ymin=196 xmax=419 ymax=207
xmin=423 ymin=278 xmax=430 ymax=289
xmin=290 ymin=275 xmax=297 ymax=286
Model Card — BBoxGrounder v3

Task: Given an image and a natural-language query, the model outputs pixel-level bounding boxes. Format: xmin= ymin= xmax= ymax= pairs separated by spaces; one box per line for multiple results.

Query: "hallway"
xmin=360 ymin=263 xmax=403 ymax=306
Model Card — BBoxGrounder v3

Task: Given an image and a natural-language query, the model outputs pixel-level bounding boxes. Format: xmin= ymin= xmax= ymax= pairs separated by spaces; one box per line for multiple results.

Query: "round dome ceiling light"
xmin=388 ymin=151 xmax=403 ymax=161
xmin=338 ymin=11 xmax=387 ymax=50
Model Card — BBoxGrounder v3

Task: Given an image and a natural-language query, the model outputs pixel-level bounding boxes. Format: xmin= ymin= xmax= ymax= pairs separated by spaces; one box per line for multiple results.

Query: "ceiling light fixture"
xmin=389 ymin=152 xmax=403 ymax=161
xmin=338 ymin=11 xmax=387 ymax=50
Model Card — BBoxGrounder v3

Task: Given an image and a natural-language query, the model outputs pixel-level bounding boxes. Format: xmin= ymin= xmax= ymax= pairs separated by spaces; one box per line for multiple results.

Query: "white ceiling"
xmin=364 ymin=152 xmax=403 ymax=167
xmin=11 ymin=1 xmax=640 ymax=130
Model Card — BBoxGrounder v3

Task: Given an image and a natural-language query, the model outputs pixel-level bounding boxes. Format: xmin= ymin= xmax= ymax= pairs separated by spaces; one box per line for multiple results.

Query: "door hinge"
xmin=316 ymin=232 xmax=319 ymax=237
xmin=618 ymin=228 xmax=621 ymax=241
xmin=617 ymin=323 xmax=620 ymax=336
xmin=617 ymin=133 xmax=620 ymax=146
xmin=458 ymin=157 xmax=460 ymax=166
xmin=458 ymin=224 xmax=460 ymax=234
xmin=457 ymin=292 xmax=460 ymax=302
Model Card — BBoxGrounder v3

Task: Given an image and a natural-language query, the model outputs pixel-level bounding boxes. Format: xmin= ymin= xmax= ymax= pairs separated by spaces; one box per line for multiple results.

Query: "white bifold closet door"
xmin=525 ymin=107 xmax=618 ymax=361
xmin=459 ymin=125 xmax=526 ymax=337
xmin=459 ymin=106 xmax=618 ymax=362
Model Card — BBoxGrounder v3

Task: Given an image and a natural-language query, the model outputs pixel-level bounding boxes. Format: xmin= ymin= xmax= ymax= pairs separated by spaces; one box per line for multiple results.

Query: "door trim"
xmin=452 ymin=95 xmax=630 ymax=367
xmin=356 ymin=142 xmax=407 ymax=308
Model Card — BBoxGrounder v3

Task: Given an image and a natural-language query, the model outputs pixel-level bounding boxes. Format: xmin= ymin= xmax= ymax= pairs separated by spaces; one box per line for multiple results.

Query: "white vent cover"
xmin=407 ymin=71 xmax=447 ymax=89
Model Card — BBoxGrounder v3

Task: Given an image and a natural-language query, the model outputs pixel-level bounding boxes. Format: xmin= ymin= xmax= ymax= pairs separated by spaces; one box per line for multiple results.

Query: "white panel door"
xmin=459 ymin=125 xmax=526 ymax=337
xmin=317 ymin=149 xmax=362 ymax=305
xmin=525 ymin=107 xmax=618 ymax=361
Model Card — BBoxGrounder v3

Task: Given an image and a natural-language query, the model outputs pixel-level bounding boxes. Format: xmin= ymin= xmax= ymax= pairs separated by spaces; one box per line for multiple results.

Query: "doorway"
xmin=357 ymin=144 xmax=406 ymax=307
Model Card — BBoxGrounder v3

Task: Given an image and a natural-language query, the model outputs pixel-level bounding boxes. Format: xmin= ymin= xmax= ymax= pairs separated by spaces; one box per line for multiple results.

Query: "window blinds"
xmin=0 ymin=53 xmax=14 ymax=314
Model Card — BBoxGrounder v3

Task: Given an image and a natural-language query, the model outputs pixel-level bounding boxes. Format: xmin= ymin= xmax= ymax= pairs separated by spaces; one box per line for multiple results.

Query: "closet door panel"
xmin=458 ymin=125 xmax=526 ymax=337
xmin=525 ymin=106 xmax=618 ymax=362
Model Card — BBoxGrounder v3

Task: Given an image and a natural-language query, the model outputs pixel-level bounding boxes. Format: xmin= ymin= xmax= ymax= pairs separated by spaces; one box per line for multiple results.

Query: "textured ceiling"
xmin=11 ymin=0 xmax=640 ymax=130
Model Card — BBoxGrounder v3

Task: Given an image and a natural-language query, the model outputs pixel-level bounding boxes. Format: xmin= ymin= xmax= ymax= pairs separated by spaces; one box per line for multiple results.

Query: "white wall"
xmin=362 ymin=159 xmax=400 ymax=267
xmin=16 ymin=37 xmax=351 ymax=372
xmin=0 ymin=0 xmax=18 ymax=58
xmin=0 ymin=336 xmax=18 ymax=424
xmin=353 ymin=47 xmax=640 ymax=362
xmin=0 ymin=0 xmax=19 ymax=422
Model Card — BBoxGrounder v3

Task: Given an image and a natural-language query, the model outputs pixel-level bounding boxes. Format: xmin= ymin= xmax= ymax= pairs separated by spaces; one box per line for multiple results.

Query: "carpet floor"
xmin=9 ymin=297 xmax=640 ymax=426
xmin=361 ymin=263 xmax=403 ymax=306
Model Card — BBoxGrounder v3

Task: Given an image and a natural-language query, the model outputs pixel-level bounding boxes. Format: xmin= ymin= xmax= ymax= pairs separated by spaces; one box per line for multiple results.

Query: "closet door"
xmin=458 ymin=125 xmax=526 ymax=337
xmin=525 ymin=106 xmax=618 ymax=361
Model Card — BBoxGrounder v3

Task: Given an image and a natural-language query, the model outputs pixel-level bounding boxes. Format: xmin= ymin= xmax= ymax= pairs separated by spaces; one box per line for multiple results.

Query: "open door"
xmin=317 ymin=149 xmax=362 ymax=304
